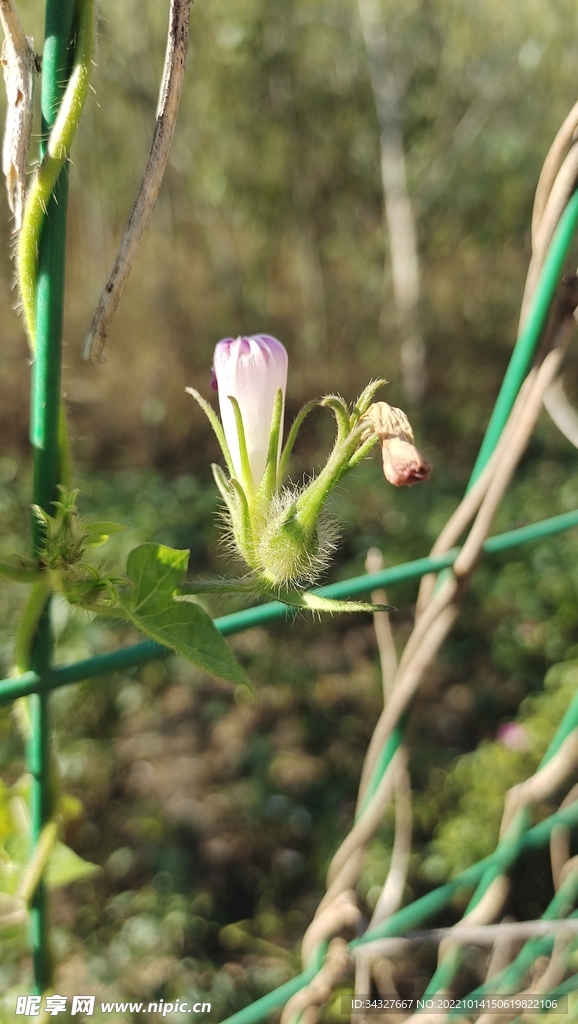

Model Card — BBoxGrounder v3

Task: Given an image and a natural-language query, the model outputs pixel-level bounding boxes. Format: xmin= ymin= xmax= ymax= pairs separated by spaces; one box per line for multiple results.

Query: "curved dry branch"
xmin=543 ymin=376 xmax=578 ymax=449
xmin=82 ymin=0 xmax=192 ymax=362
xmin=0 ymin=0 xmax=36 ymax=230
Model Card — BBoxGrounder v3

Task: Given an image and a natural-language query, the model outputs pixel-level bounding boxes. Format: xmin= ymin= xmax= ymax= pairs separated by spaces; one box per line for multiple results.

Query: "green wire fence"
xmin=4 ymin=1 xmax=578 ymax=1017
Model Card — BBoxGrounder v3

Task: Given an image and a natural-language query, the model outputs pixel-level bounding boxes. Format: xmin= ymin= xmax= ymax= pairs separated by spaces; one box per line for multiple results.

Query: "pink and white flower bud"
xmin=213 ymin=334 xmax=288 ymax=488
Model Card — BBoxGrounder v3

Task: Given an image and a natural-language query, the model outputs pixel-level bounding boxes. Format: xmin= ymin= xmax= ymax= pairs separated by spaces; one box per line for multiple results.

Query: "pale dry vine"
xmin=285 ymin=103 xmax=578 ymax=1022
xmin=82 ymin=0 xmax=193 ymax=363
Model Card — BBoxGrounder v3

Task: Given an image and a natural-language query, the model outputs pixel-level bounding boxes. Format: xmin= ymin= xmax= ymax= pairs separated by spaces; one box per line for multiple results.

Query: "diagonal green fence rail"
xmin=4 ymin=0 xmax=578 ymax=1015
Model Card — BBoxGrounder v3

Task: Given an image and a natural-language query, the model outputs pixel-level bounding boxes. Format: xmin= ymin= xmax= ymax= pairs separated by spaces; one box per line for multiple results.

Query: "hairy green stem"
xmin=15 ymin=579 xmax=51 ymax=675
xmin=17 ymin=819 xmax=59 ymax=908
xmin=18 ymin=0 xmax=96 ymax=350
xmin=0 ymin=560 xmax=44 ymax=583
xmin=13 ymin=578 xmax=50 ymax=757
xmin=58 ymin=404 xmax=73 ymax=491
xmin=321 ymin=395 xmax=351 ymax=443
xmin=294 ymin=425 xmax=367 ymax=535
xmin=347 ymin=433 xmax=378 ymax=471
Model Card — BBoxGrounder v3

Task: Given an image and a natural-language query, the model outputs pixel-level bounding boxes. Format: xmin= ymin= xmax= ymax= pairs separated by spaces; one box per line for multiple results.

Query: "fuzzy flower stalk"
xmin=186 ymin=335 xmax=430 ymax=612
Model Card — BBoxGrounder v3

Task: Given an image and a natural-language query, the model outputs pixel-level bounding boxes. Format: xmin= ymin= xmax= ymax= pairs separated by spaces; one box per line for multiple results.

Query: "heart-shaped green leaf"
xmin=46 ymin=842 xmax=99 ymax=889
xmin=120 ymin=543 xmax=253 ymax=693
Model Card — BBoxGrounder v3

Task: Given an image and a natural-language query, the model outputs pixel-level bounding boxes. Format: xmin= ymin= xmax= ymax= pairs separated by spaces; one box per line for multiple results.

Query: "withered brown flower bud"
xmin=361 ymin=402 xmax=431 ymax=486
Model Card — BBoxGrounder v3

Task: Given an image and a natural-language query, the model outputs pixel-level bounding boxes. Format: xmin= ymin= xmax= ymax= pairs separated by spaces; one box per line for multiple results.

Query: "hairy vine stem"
xmin=14 ymin=0 xmax=95 ymax=706
xmin=18 ymin=0 xmax=96 ymax=352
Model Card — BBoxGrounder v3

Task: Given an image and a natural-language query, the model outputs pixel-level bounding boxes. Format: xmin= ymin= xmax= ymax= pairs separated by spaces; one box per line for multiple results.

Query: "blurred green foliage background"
xmin=3 ymin=0 xmax=578 ymax=1018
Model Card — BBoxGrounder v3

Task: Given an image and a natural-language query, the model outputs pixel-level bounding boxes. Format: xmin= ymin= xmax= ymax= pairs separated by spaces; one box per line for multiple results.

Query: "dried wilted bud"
xmin=361 ymin=402 xmax=431 ymax=486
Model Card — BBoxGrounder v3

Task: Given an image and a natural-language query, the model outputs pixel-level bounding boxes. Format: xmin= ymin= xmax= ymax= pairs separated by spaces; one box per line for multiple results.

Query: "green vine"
xmin=18 ymin=0 xmax=96 ymax=351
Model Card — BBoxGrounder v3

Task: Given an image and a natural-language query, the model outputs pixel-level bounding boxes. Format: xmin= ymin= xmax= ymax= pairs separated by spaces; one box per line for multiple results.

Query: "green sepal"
xmin=229 ymin=477 xmax=255 ymax=559
xmin=276 ymin=587 xmax=395 ymax=615
xmin=228 ymin=395 xmax=255 ymax=495
xmin=277 ymin=399 xmax=317 ymax=485
xmin=212 ymin=463 xmax=235 ymax=513
xmin=347 ymin=434 xmax=379 ymax=471
xmin=186 ymin=386 xmax=236 ymax=477
xmin=118 ymin=543 xmax=254 ymax=693
xmin=351 ymin=378 xmax=388 ymax=423
xmin=258 ymin=387 xmax=284 ymax=500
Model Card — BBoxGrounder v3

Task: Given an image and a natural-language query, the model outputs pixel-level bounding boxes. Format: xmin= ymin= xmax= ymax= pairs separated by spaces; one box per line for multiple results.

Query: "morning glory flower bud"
xmin=213 ymin=334 xmax=288 ymax=490
xmin=187 ymin=349 xmax=430 ymax=611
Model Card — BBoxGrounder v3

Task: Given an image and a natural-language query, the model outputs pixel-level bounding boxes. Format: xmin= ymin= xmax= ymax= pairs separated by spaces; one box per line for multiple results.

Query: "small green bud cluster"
xmin=33 ymin=488 xmax=126 ymax=607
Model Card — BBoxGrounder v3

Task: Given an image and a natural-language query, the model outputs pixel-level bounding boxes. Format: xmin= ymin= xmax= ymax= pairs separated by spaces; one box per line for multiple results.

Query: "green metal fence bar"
xmin=218 ymin=800 xmax=578 ymax=1024
xmin=452 ymin=641 xmax=578 ymax=989
xmin=447 ymin=892 xmax=578 ymax=1017
xmin=354 ymin=798 xmax=578 ymax=948
xmin=217 ymin=943 xmax=328 ymax=1024
xmin=470 ymin=188 xmax=578 ymax=485
xmin=27 ymin=0 xmax=76 ymax=995
xmin=386 ymin=189 xmax=578 ymax=1005
xmin=2 ymin=507 xmax=577 ymax=704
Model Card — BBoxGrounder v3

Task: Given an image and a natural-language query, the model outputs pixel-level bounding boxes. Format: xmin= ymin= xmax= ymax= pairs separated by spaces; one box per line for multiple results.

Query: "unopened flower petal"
xmin=213 ymin=334 xmax=288 ymax=487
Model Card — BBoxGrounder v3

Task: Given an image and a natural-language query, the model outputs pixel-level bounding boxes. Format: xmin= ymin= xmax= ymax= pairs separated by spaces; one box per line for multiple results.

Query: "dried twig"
xmin=358 ymin=599 xmax=458 ymax=804
xmin=550 ymin=825 xmax=570 ymax=892
xmin=532 ymin=100 xmax=578 ymax=241
xmin=484 ymin=919 xmax=516 ymax=984
xmin=301 ymin=891 xmax=361 ymax=968
xmin=368 ymin=757 xmax=412 ymax=927
xmin=501 ymin=730 xmax=578 ymax=836
xmin=82 ymin=0 xmax=192 ymax=362
xmin=543 ymin=376 xmax=578 ymax=449
xmin=415 ymin=371 xmax=536 ymax=616
xmin=0 ymin=0 xmax=36 ymax=230
xmin=288 ymin=98 xmax=578 ymax=1019
xmin=281 ymin=939 xmax=353 ymax=1024
xmin=324 ymin=755 xmax=401 ymax=896
xmin=352 ymin=917 xmax=578 ymax=959
xmin=366 ymin=547 xmax=397 ymax=699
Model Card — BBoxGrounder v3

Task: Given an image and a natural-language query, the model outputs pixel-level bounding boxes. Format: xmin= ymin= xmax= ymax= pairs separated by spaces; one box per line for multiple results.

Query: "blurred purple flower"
xmin=497 ymin=722 xmax=531 ymax=751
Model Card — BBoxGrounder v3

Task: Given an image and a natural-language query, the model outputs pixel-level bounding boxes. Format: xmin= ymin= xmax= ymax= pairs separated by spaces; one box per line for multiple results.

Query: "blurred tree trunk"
xmin=295 ymin=222 xmax=327 ymax=361
xmin=357 ymin=0 xmax=425 ymax=403
xmin=291 ymin=163 xmax=328 ymax=378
